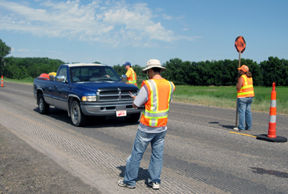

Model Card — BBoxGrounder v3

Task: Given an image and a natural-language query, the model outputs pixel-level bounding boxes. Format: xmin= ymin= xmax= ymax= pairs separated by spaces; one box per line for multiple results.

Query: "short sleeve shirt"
xmin=125 ymin=68 xmax=132 ymax=78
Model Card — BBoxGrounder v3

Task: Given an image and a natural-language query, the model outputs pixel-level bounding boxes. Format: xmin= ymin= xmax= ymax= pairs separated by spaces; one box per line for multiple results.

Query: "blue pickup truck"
xmin=33 ymin=63 xmax=141 ymax=126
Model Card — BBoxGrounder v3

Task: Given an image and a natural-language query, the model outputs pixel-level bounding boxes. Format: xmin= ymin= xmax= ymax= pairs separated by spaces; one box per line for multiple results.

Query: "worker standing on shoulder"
xmin=118 ymin=59 xmax=175 ymax=190
xmin=233 ymin=65 xmax=254 ymax=132
xmin=123 ymin=62 xmax=137 ymax=86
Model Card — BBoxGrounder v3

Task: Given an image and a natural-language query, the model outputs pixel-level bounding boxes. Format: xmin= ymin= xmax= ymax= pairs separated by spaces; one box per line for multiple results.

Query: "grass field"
xmin=3 ymin=78 xmax=288 ymax=115
xmin=3 ymin=77 xmax=34 ymax=84
xmin=173 ymin=85 xmax=288 ymax=115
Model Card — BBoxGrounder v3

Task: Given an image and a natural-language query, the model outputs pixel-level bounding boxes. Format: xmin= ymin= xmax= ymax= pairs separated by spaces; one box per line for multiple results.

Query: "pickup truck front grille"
xmin=97 ymin=87 xmax=138 ymax=102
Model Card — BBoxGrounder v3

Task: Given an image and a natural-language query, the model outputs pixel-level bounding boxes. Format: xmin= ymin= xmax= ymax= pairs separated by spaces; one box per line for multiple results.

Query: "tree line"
xmin=163 ymin=57 xmax=288 ymax=86
xmin=2 ymin=56 xmax=288 ymax=87
xmin=1 ymin=39 xmax=288 ymax=86
xmin=3 ymin=57 xmax=64 ymax=80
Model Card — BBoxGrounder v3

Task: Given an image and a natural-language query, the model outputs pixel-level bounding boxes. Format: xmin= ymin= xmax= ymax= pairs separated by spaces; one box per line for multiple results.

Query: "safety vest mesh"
xmin=237 ymin=74 xmax=255 ymax=98
xmin=140 ymin=79 xmax=175 ymax=127
xmin=127 ymin=68 xmax=137 ymax=86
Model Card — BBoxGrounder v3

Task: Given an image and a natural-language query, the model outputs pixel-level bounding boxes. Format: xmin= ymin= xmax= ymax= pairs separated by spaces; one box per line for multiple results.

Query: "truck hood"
xmin=71 ymin=81 xmax=138 ymax=92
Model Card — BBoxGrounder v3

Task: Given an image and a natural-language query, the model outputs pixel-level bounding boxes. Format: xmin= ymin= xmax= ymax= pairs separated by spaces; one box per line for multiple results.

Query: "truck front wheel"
xmin=70 ymin=100 xmax=86 ymax=127
xmin=38 ymin=94 xmax=49 ymax=114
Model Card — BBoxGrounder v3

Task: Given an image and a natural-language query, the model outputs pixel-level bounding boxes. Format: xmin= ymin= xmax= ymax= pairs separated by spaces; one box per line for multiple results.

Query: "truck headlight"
xmin=82 ymin=96 xmax=97 ymax=102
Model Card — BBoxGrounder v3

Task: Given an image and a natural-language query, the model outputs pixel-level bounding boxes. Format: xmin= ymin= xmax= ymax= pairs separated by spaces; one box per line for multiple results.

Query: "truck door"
xmin=52 ymin=66 xmax=69 ymax=110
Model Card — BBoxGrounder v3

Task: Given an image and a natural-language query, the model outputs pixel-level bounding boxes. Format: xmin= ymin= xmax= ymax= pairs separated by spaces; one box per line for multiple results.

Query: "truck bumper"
xmin=80 ymin=101 xmax=142 ymax=116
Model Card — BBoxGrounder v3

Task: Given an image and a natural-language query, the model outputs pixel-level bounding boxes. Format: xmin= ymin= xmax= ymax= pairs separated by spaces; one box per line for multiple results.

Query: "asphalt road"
xmin=0 ymin=82 xmax=288 ymax=194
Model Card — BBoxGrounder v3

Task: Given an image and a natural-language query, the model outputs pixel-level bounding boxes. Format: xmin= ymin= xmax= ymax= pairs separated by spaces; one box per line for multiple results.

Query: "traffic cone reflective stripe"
xmin=267 ymin=82 xmax=277 ymax=138
xmin=1 ymin=75 xmax=3 ymax=87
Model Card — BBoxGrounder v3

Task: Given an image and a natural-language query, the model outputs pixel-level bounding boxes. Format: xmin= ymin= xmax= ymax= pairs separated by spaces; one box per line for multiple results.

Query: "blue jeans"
xmin=123 ymin=129 xmax=167 ymax=186
xmin=237 ymin=97 xmax=253 ymax=130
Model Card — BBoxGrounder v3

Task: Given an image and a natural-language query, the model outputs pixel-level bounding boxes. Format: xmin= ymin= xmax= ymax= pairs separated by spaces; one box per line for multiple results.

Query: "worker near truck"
xmin=118 ymin=59 xmax=175 ymax=190
xmin=123 ymin=62 xmax=137 ymax=86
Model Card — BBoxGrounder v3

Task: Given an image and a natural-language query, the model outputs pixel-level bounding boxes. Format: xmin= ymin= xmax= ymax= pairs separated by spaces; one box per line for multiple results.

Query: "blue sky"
xmin=0 ymin=0 xmax=287 ymax=67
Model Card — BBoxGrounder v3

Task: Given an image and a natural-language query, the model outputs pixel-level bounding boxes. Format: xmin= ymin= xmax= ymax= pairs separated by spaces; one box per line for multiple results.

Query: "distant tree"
xmin=179 ymin=61 xmax=194 ymax=85
xmin=195 ymin=61 xmax=210 ymax=85
xmin=184 ymin=61 xmax=198 ymax=85
xmin=162 ymin=58 xmax=184 ymax=84
xmin=203 ymin=60 xmax=222 ymax=86
xmin=3 ymin=57 xmax=64 ymax=79
xmin=113 ymin=64 xmax=125 ymax=76
xmin=133 ymin=64 xmax=146 ymax=77
xmin=0 ymin=39 xmax=11 ymax=75
xmin=281 ymin=59 xmax=288 ymax=86
xmin=217 ymin=60 xmax=232 ymax=86
xmin=3 ymin=54 xmax=288 ymax=86
xmin=260 ymin=57 xmax=288 ymax=86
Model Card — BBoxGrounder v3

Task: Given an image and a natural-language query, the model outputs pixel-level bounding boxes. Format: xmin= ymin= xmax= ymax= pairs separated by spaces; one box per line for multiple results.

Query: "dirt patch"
xmin=0 ymin=124 xmax=101 ymax=194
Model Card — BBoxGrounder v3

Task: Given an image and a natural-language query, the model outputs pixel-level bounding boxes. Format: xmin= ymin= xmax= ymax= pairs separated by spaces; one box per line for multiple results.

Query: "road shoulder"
xmin=0 ymin=124 xmax=101 ymax=194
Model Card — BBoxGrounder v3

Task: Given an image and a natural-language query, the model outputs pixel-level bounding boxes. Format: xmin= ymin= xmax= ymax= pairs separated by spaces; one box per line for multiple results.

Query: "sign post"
xmin=234 ymin=36 xmax=246 ymax=127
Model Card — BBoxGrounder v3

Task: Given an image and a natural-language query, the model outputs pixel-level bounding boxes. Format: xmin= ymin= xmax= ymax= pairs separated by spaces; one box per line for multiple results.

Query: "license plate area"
xmin=116 ymin=110 xmax=127 ymax=117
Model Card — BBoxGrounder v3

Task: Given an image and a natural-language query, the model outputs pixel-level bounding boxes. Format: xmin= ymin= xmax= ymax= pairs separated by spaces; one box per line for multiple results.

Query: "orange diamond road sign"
xmin=235 ymin=36 xmax=246 ymax=53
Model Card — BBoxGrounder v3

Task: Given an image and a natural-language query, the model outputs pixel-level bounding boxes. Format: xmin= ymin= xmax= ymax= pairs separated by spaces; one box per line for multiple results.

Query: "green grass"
xmin=3 ymin=77 xmax=288 ymax=115
xmin=173 ymin=85 xmax=288 ymax=115
xmin=3 ymin=77 xmax=34 ymax=85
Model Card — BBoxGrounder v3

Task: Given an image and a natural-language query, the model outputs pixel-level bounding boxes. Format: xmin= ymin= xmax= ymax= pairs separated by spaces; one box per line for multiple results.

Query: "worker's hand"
xmin=129 ymin=91 xmax=136 ymax=100
xmin=129 ymin=91 xmax=134 ymax=97
xmin=132 ymin=102 xmax=138 ymax=108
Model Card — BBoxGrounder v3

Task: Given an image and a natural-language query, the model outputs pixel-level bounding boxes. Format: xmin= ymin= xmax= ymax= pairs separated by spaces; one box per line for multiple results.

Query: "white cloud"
xmin=0 ymin=0 xmax=194 ymax=47
xmin=10 ymin=47 xmax=30 ymax=52
xmin=18 ymin=48 xmax=30 ymax=52
xmin=162 ymin=13 xmax=172 ymax=20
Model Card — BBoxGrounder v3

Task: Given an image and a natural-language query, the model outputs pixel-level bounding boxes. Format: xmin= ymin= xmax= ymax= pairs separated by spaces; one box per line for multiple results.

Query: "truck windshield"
xmin=70 ymin=66 xmax=121 ymax=82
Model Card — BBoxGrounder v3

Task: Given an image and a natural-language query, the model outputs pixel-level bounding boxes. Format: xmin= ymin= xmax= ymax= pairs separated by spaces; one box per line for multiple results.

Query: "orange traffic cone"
xmin=257 ymin=82 xmax=287 ymax=142
xmin=267 ymin=82 xmax=277 ymax=138
xmin=1 ymin=75 xmax=3 ymax=87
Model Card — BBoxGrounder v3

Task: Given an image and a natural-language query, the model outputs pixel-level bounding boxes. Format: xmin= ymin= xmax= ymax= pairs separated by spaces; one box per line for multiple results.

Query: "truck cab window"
xmin=57 ymin=67 xmax=68 ymax=82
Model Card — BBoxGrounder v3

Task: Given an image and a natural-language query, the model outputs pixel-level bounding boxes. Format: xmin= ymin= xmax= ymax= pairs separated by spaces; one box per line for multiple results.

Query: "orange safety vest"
xmin=140 ymin=79 xmax=175 ymax=127
xmin=126 ymin=68 xmax=137 ymax=86
xmin=237 ymin=74 xmax=254 ymax=98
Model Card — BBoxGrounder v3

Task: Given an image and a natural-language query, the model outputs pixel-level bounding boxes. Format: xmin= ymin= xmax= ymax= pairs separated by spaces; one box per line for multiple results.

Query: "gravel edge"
xmin=0 ymin=124 xmax=101 ymax=194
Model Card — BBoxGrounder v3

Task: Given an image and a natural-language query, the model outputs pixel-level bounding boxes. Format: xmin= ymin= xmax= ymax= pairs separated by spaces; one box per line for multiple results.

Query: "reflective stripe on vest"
xmin=127 ymin=68 xmax=137 ymax=85
xmin=237 ymin=75 xmax=254 ymax=98
xmin=140 ymin=79 xmax=175 ymax=127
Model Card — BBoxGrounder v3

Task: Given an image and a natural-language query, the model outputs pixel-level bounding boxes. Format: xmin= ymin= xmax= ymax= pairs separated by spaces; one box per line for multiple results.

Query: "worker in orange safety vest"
xmin=123 ymin=62 xmax=137 ymax=86
xmin=118 ymin=59 xmax=175 ymax=190
xmin=233 ymin=64 xmax=254 ymax=132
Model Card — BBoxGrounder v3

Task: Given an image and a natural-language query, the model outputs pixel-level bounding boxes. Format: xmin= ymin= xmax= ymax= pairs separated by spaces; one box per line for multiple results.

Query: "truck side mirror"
xmin=56 ymin=75 xmax=67 ymax=82
xmin=121 ymin=74 xmax=127 ymax=81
